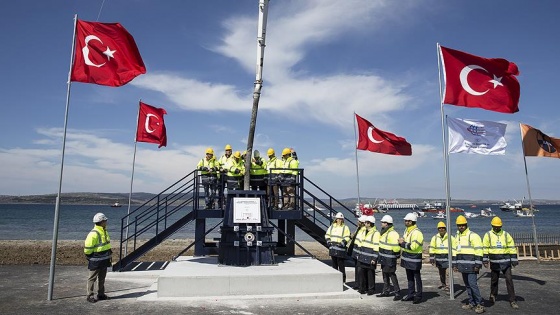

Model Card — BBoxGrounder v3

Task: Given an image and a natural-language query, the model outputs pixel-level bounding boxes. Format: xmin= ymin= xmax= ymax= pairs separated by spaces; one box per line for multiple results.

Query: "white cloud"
xmin=131 ymin=0 xmax=417 ymax=129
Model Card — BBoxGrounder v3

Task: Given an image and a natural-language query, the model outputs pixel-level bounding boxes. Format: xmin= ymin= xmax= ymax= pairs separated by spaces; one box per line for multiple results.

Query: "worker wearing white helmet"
xmin=325 ymin=212 xmax=351 ymax=282
xmin=84 ymin=213 xmax=112 ymax=303
xmin=348 ymin=215 xmax=368 ymax=290
xmin=377 ymin=214 xmax=402 ymax=300
xmin=398 ymin=213 xmax=424 ymax=304
xmin=356 ymin=215 xmax=380 ymax=295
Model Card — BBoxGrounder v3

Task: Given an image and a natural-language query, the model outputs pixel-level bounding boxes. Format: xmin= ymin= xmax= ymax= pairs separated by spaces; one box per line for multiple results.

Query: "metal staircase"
xmin=112 ymin=168 xmax=357 ymax=271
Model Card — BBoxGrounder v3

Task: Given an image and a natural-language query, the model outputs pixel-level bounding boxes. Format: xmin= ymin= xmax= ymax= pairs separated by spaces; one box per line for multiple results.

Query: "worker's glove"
xmin=234 ymin=169 xmax=240 ymax=174
xmin=291 ymin=151 xmax=298 ymax=160
xmin=202 ymin=167 xmax=209 ymax=172
xmin=327 ymin=242 xmax=332 ymax=247
xmin=341 ymin=240 xmax=347 ymax=247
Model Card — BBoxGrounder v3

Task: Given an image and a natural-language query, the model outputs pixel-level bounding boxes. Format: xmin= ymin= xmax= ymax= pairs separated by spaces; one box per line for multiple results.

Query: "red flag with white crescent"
xmin=440 ymin=45 xmax=520 ymax=114
xmin=355 ymin=113 xmax=412 ymax=156
xmin=71 ymin=19 xmax=146 ymax=87
xmin=136 ymin=102 xmax=167 ymax=148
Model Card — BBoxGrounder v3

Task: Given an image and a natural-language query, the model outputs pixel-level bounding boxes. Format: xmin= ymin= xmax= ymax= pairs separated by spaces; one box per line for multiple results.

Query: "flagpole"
xmin=48 ymin=14 xmax=78 ymax=301
xmin=353 ymin=112 xmax=361 ymax=209
xmin=124 ymin=101 xmax=141 ymax=256
xmin=437 ymin=43 xmax=454 ymax=299
xmin=518 ymin=123 xmax=540 ymax=262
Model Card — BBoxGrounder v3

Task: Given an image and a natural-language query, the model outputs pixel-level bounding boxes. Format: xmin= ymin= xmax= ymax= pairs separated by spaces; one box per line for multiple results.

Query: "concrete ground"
xmin=0 ymin=259 xmax=558 ymax=315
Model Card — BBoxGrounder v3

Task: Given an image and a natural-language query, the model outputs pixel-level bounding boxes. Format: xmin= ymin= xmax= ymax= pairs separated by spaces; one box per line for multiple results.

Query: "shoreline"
xmin=0 ymin=239 xmax=332 ymax=265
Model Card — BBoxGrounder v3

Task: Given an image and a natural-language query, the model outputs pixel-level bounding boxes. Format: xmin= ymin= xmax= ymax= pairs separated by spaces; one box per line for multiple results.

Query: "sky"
xmin=1 ymin=0 xmax=560 ymax=201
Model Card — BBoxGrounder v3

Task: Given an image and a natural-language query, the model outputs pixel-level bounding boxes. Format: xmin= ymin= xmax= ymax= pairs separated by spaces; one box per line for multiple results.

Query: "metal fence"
xmin=510 ymin=232 xmax=560 ymax=245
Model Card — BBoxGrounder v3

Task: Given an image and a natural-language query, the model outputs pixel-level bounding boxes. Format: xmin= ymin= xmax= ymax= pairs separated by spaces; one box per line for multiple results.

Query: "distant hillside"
xmin=0 ymin=193 xmax=557 ymax=206
xmin=0 ymin=192 xmax=156 ymax=205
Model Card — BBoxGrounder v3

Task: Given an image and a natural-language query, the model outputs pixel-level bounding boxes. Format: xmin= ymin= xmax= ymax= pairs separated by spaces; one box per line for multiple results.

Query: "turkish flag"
xmin=440 ymin=45 xmax=520 ymax=114
xmin=71 ymin=20 xmax=146 ymax=87
xmin=355 ymin=113 xmax=412 ymax=156
xmin=136 ymin=102 xmax=167 ymax=148
xmin=520 ymin=123 xmax=560 ymax=158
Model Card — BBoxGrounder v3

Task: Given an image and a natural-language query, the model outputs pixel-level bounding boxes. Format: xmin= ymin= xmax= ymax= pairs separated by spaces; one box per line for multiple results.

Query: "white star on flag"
xmin=103 ymin=47 xmax=116 ymax=60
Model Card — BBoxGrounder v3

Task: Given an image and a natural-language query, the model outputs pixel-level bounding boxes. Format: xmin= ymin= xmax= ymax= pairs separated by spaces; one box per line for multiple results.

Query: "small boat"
xmin=111 ymin=202 xmax=122 ymax=208
xmin=464 ymin=211 xmax=480 ymax=219
xmin=499 ymin=202 xmax=515 ymax=212
xmin=515 ymin=209 xmax=534 ymax=217
xmin=306 ymin=205 xmax=326 ymax=212
xmin=432 ymin=211 xmax=446 ymax=219
xmin=480 ymin=207 xmax=496 ymax=217
xmin=414 ymin=210 xmax=426 ymax=218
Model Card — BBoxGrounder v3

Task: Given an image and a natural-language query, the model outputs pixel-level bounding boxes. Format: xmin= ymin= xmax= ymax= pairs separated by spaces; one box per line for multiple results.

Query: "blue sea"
xmin=0 ymin=203 xmax=558 ymax=242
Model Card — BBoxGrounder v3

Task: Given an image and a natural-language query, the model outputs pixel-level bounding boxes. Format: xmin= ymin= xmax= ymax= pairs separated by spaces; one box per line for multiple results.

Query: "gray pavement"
xmin=0 ymin=259 xmax=558 ymax=314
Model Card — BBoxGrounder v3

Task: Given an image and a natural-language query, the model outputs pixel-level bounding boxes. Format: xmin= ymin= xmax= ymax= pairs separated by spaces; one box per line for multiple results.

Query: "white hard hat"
xmin=358 ymin=215 xmax=367 ymax=223
xmin=335 ymin=212 xmax=344 ymax=219
xmin=404 ymin=212 xmax=418 ymax=222
xmin=93 ymin=212 xmax=108 ymax=223
xmin=380 ymin=215 xmax=393 ymax=224
xmin=366 ymin=216 xmax=376 ymax=224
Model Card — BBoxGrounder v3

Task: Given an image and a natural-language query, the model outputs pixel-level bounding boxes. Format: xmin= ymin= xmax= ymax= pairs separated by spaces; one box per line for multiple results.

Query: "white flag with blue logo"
xmin=448 ymin=117 xmax=507 ymax=155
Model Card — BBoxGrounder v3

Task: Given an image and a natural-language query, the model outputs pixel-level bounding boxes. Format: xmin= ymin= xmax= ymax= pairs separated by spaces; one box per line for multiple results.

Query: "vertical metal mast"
xmin=243 ymin=0 xmax=269 ymax=189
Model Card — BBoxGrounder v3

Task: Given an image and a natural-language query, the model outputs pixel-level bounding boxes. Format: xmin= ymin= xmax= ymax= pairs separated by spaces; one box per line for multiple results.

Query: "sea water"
xmin=0 ymin=203 xmax=558 ymax=242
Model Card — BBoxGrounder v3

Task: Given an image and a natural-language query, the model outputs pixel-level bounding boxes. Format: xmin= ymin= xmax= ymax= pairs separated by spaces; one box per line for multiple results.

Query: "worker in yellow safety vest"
xmin=224 ymin=151 xmax=244 ymax=190
xmin=482 ymin=216 xmax=519 ymax=309
xmin=84 ymin=212 xmax=112 ymax=303
xmin=265 ymin=148 xmax=283 ymax=210
xmin=377 ymin=215 xmax=402 ymax=300
xmin=216 ymin=144 xmax=233 ymax=208
xmin=249 ymin=150 xmax=267 ymax=191
xmin=325 ymin=212 xmax=351 ymax=282
xmin=196 ymin=147 xmax=219 ymax=209
xmin=453 ymin=215 xmax=485 ymax=314
xmin=356 ymin=215 xmax=380 ymax=295
xmin=429 ymin=221 xmax=456 ymax=291
xmin=398 ymin=212 xmax=424 ymax=304
xmin=348 ymin=215 xmax=367 ymax=290
xmin=280 ymin=147 xmax=299 ymax=210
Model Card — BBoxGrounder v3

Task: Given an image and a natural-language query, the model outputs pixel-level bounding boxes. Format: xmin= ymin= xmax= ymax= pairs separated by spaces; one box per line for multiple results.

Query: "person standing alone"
xmin=482 ymin=216 xmax=519 ymax=309
xmin=84 ymin=213 xmax=112 ymax=303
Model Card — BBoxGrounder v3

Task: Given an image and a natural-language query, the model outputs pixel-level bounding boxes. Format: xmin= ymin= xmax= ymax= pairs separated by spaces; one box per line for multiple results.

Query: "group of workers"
xmin=325 ymin=212 xmax=519 ymax=313
xmin=196 ymin=144 xmax=299 ymax=210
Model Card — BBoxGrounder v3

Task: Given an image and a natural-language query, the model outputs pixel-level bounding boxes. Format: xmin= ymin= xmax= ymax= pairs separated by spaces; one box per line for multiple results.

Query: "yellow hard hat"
xmin=267 ymin=148 xmax=275 ymax=156
xmin=437 ymin=221 xmax=446 ymax=229
xmin=205 ymin=147 xmax=214 ymax=155
xmin=282 ymin=147 xmax=291 ymax=156
xmin=225 ymin=144 xmax=232 ymax=150
xmin=233 ymin=151 xmax=241 ymax=158
xmin=491 ymin=216 xmax=503 ymax=227
xmin=456 ymin=215 xmax=467 ymax=225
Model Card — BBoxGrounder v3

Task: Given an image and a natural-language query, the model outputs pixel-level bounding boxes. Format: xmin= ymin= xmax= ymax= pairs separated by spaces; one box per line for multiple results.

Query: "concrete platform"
xmin=157 ymin=256 xmax=343 ymax=297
